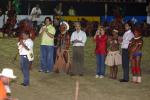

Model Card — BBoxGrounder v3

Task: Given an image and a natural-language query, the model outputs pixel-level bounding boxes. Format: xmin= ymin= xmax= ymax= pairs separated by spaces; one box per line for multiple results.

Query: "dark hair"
xmin=125 ymin=21 xmax=133 ymax=29
xmin=44 ymin=17 xmax=52 ymax=23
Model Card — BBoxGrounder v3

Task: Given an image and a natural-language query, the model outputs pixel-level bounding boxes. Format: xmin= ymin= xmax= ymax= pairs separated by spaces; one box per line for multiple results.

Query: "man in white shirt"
xmin=30 ymin=4 xmax=41 ymax=28
xmin=120 ymin=22 xmax=134 ymax=82
xmin=70 ymin=22 xmax=87 ymax=76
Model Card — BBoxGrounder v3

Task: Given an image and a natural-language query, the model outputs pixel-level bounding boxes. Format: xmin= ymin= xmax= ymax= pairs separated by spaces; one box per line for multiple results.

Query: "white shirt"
xmin=30 ymin=7 xmax=41 ymax=21
xmin=121 ymin=30 xmax=134 ymax=49
xmin=68 ymin=9 xmax=75 ymax=16
xmin=18 ymin=39 xmax=33 ymax=55
xmin=71 ymin=30 xmax=87 ymax=46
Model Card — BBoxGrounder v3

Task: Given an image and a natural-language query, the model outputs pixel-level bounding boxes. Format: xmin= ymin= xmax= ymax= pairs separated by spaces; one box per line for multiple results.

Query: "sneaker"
xmin=95 ymin=75 xmax=99 ymax=78
xmin=99 ymin=75 xmax=104 ymax=79
xmin=38 ymin=69 xmax=43 ymax=72
xmin=45 ymin=70 xmax=50 ymax=73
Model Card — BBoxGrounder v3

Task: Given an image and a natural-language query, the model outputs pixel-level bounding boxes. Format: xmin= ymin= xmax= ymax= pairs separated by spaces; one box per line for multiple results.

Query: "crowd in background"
xmin=0 ymin=0 xmax=150 ymax=38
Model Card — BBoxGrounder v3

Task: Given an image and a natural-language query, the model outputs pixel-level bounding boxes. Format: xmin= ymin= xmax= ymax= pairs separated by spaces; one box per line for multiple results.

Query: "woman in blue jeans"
xmin=94 ymin=26 xmax=107 ymax=78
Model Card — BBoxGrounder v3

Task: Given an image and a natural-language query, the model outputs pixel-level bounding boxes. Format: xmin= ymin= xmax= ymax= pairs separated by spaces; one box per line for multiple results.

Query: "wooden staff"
xmin=74 ymin=80 xmax=79 ymax=100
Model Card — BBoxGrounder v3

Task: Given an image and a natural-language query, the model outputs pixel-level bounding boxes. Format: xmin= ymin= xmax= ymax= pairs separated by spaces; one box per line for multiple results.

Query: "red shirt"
xmin=95 ymin=34 xmax=107 ymax=54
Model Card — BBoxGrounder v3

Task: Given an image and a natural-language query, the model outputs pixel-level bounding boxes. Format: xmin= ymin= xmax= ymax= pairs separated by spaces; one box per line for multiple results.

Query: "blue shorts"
xmin=133 ymin=52 xmax=142 ymax=57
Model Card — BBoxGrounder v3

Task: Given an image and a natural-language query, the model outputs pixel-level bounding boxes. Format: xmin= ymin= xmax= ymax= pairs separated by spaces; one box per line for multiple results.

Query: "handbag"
xmin=27 ymin=49 xmax=34 ymax=61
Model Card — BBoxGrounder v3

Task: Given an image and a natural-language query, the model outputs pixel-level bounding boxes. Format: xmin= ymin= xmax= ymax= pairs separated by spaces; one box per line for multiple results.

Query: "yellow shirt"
xmin=41 ymin=25 xmax=56 ymax=46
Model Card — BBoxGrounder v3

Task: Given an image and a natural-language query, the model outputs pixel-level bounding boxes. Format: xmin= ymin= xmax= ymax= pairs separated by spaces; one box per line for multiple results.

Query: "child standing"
xmin=94 ymin=26 xmax=107 ymax=78
xmin=18 ymin=32 xmax=34 ymax=86
xmin=105 ymin=29 xmax=122 ymax=79
xmin=129 ymin=28 xmax=143 ymax=83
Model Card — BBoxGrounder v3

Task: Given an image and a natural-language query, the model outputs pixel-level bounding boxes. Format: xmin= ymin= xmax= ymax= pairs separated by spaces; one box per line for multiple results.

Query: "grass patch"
xmin=0 ymin=37 xmax=150 ymax=100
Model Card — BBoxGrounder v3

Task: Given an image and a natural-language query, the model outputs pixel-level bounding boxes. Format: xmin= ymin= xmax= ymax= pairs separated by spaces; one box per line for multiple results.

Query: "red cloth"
xmin=0 ymin=80 xmax=7 ymax=99
xmin=95 ymin=34 xmax=107 ymax=54
xmin=136 ymin=67 xmax=141 ymax=75
xmin=132 ymin=66 xmax=141 ymax=75
xmin=132 ymin=66 xmax=136 ymax=74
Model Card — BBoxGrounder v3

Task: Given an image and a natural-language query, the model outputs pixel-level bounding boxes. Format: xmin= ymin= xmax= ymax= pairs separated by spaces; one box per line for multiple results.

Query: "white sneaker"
xmin=95 ymin=75 xmax=99 ymax=78
xmin=99 ymin=75 xmax=104 ymax=79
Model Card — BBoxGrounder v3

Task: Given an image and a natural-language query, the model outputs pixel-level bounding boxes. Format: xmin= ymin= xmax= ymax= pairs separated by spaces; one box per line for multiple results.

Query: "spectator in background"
xmin=142 ymin=21 xmax=150 ymax=37
xmin=68 ymin=6 xmax=76 ymax=16
xmin=54 ymin=2 xmax=63 ymax=16
xmin=84 ymin=22 xmax=94 ymax=37
xmin=0 ymin=68 xmax=16 ymax=100
xmin=146 ymin=2 xmax=150 ymax=24
xmin=70 ymin=22 xmax=87 ymax=76
xmin=0 ymin=7 xmax=2 ymax=16
xmin=30 ymin=4 xmax=42 ymax=28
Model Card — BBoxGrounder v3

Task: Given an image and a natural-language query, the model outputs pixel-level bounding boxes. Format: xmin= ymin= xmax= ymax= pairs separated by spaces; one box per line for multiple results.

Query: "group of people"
xmin=17 ymin=16 xmax=143 ymax=89
xmin=17 ymin=16 xmax=87 ymax=87
xmin=30 ymin=3 xmax=76 ymax=32
xmin=0 ymin=17 xmax=143 ymax=94
xmin=38 ymin=17 xmax=87 ymax=76
xmin=0 ymin=16 xmax=144 ymax=99
xmin=94 ymin=22 xmax=143 ymax=84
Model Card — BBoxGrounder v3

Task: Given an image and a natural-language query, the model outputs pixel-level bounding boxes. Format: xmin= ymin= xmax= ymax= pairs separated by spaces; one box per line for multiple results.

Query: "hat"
xmin=60 ymin=21 xmax=69 ymax=31
xmin=113 ymin=29 xmax=119 ymax=33
xmin=0 ymin=68 xmax=16 ymax=79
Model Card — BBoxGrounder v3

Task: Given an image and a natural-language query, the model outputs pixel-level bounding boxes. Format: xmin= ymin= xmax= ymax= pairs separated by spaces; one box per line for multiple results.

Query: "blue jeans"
xmin=122 ymin=49 xmax=129 ymax=81
xmin=96 ymin=54 xmax=106 ymax=76
xmin=40 ymin=45 xmax=54 ymax=71
xmin=20 ymin=55 xmax=30 ymax=85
